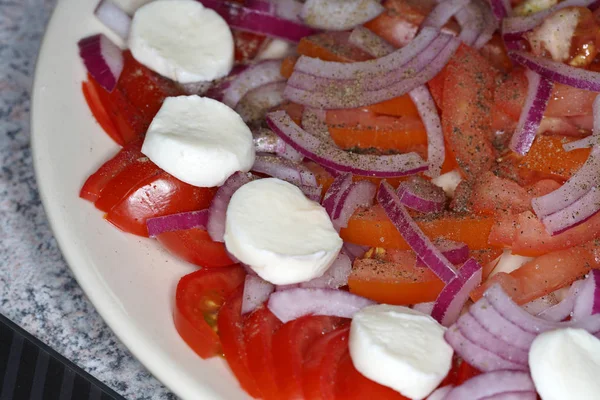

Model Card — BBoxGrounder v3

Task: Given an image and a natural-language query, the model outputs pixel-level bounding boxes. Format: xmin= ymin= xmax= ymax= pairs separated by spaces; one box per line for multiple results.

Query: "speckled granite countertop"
xmin=0 ymin=1 xmax=175 ymax=398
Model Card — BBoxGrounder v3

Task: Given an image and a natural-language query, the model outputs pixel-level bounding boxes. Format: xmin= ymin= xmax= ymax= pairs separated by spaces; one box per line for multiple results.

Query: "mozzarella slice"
xmin=431 ymin=169 xmax=462 ymax=198
xmin=224 ymin=178 xmax=343 ymax=285
xmin=141 ymin=95 xmax=255 ymax=187
xmin=530 ymin=328 xmax=600 ymax=400
xmin=129 ymin=0 xmax=234 ymax=83
xmin=350 ymin=305 xmax=453 ymax=400
xmin=111 ymin=0 xmax=153 ymax=15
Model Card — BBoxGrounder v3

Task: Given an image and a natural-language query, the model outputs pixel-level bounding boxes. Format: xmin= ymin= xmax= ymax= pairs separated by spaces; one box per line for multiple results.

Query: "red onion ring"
xmin=332 ymin=180 xmax=377 ymax=230
xmin=509 ymin=70 xmax=554 ymax=155
xmin=489 ymin=0 xmax=511 ymax=20
xmin=431 ymin=258 xmax=483 ymax=326
xmin=537 ymin=280 xmax=583 ymax=321
xmin=266 ymin=111 xmax=429 ymax=177
xmin=299 ymin=252 xmax=352 ymax=289
xmin=298 ymin=184 xmax=323 ymax=202
xmin=95 ymin=0 xmax=131 ymax=40
xmin=573 ymin=270 xmax=600 ymax=320
xmin=563 ymin=135 xmax=600 ymax=151
xmin=443 ymin=371 xmax=535 ymax=400
xmin=322 ymin=173 xmax=354 ymax=218
xmin=397 ymin=176 xmax=447 ymax=213
xmin=343 ymin=242 xmax=368 ymax=261
xmin=472 ymin=0 xmax=497 ymax=49
xmin=78 ymin=34 xmax=123 ymax=93
xmin=267 ymin=288 xmax=375 ymax=323
xmin=235 ymin=81 xmax=286 ymax=124
xmin=251 ymin=154 xmax=317 ymax=187
xmin=409 ymin=85 xmax=446 ymax=177
xmin=299 ymin=0 xmax=384 ymax=31
xmin=416 ymin=239 xmax=469 ymax=267
xmin=377 ymin=181 xmax=459 ymax=284
xmin=427 ymin=385 xmax=454 ymax=400
xmin=194 ymin=0 xmax=316 ymax=42
xmin=275 ymin=0 xmax=303 ymax=22
xmin=252 ymin=127 xmax=304 ymax=162
xmin=455 ymin=1 xmax=484 ymax=47
xmin=242 ymin=274 xmax=275 ymax=314
xmin=207 ymin=172 xmax=255 ymax=242
xmin=422 ymin=0 xmax=470 ymax=29
xmin=541 ymin=186 xmax=600 ymax=235
xmin=146 ymin=209 xmax=209 ymax=237
xmin=509 ymin=50 xmax=600 ymax=92
xmin=348 ymin=26 xmax=395 ymax=58
xmin=222 ymin=60 xmax=284 ymax=108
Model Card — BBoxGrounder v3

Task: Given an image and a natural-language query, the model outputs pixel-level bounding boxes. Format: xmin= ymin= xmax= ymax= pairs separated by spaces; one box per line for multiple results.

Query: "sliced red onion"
xmin=563 ymin=135 xmax=600 ymax=152
xmin=412 ymin=301 xmax=435 ymax=315
xmin=245 ymin=0 xmax=273 ymax=12
xmin=348 ymin=26 xmax=395 ymax=58
xmin=455 ymin=1 xmax=483 ymax=47
xmin=537 ymin=280 xmax=583 ymax=321
xmin=207 ymin=172 xmax=255 ymax=242
xmin=422 ymin=0 xmax=471 ymax=29
xmin=178 ymin=80 xmax=213 ymax=96
xmin=397 ymin=176 xmax=447 ymax=213
xmin=409 ymin=85 xmax=445 ymax=177
xmin=251 ymin=154 xmax=317 ymax=187
xmin=377 ymin=181 xmax=459 ymax=284
xmin=416 ymin=239 xmax=469 ymax=268
xmin=275 ymin=283 xmax=298 ymax=291
xmin=266 ymin=111 xmax=429 ymax=177
xmin=443 ymin=371 xmax=535 ymax=400
xmin=299 ymin=185 xmax=323 ymax=202
xmin=431 ymin=258 xmax=483 ymax=326
xmin=275 ymin=0 xmax=303 ymax=22
xmin=284 ymin=36 xmax=461 ymax=109
xmin=252 ymin=127 xmax=304 ymax=162
xmin=509 ymin=70 xmax=554 ymax=155
xmin=299 ymin=0 xmax=384 ymax=31
xmin=509 ymin=50 xmax=600 ymax=92
xmin=95 ymin=0 xmax=131 ymax=40
xmin=78 ymin=34 xmax=123 ymax=92
xmin=532 ymin=146 xmax=600 ymax=218
xmin=222 ymin=60 xmax=284 ymax=108
xmin=332 ymin=181 xmax=377 ymax=230
xmin=444 ymin=327 xmax=528 ymax=372
xmin=456 ymin=312 xmax=530 ymax=365
xmin=573 ymin=270 xmax=600 ymax=320
xmin=235 ymin=81 xmax=286 ymax=124
xmin=242 ymin=275 xmax=275 ymax=315
xmin=195 ymin=0 xmax=316 ymax=42
xmin=322 ymin=173 xmax=353 ymax=218
xmin=472 ymin=0 xmax=498 ymax=49
xmin=502 ymin=0 xmax=596 ymax=41
xmin=299 ymin=252 xmax=352 ymax=289
xmin=205 ymin=65 xmax=249 ymax=102
xmin=490 ymin=0 xmax=511 ymax=20
xmin=301 ymin=108 xmax=331 ymax=142
xmin=427 ymin=385 xmax=454 ymax=400
xmin=146 ymin=209 xmax=208 ymax=237
xmin=541 ymin=186 xmax=600 ymax=235
xmin=267 ymin=288 xmax=375 ymax=323
xmin=343 ymin=242 xmax=368 ymax=261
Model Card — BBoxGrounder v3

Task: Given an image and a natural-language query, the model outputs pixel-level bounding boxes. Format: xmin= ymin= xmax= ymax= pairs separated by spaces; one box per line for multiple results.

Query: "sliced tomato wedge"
xmin=218 ymin=286 xmax=263 ymax=398
xmin=156 ymin=228 xmax=234 ymax=268
xmin=106 ymin=172 xmax=217 ymax=237
xmin=243 ymin=306 xmax=283 ymax=400
xmin=302 ymin=325 xmax=350 ymax=400
xmin=519 ymin=135 xmax=590 ymax=181
xmin=79 ymin=140 xmax=143 ymax=202
xmin=272 ymin=316 xmax=344 ymax=399
xmin=173 ymin=265 xmax=246 ymax=359
xmin=81 ymin=80 xmax=122 ymax=145
xmin=297 ymin=31 xmax=372 ymax=62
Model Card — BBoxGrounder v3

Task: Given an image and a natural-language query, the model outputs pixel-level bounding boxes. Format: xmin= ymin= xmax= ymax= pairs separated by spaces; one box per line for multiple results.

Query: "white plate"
xmin=31 ymin=0 xmax=248 ymax=399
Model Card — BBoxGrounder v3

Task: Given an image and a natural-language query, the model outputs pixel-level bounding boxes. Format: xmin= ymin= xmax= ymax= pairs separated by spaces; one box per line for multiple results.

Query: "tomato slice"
xmin=335 ymin=352 xmax=409 ymax=399
xmin=106 ymin=172 xmax=217 ymax=237
xmin=340 ymin=205 xmax=495 ymax=250
xmin=442 ymin=44 xmax=496 ymax=177
xmin=79 ymin=140 xmax=143 ymax=202
xmin=156 ymin=228 xmax=234 ymax=268
xmin=81 ymin=80 xmax=123 ymax=145
xmin=173 ymin=265 xmax=246 ymax=359
xmin=272 ymin=316 xmax=344 ymax=399
xmin=297 ymin=31 xmax=372 ymax=62
xmin=243 ymin=306 xmax=283 ymax=400
xmin=519 ymin=135 xmax=590 ymax=181
xmin=233 ymin=30 xmax=268 ymax=64
xmin=218 ymin=286 xmax=263 ymax=398
xmin=303 ymin=325 xmax=350 ymax=400
xmin=455 ymin=361 xmax=482 ymax=385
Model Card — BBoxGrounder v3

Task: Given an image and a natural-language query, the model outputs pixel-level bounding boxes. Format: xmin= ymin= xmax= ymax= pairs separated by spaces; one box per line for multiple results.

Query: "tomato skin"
xmin=272 ymin=316 xmax=344 ymax=399
xmin=106 ymin=172 xmax=217 ymax=237
xmin=218 ymin=287 xmax=263 ymax=398
xmin=173 ymin=265 xmax=246 ymax=359
xmin=303 ymin=325 xmax=350 ymax=400
xmin=156 ymin=228 xmax=234 ymax=268
xmin=243 ymin=306 xmax=283 ymax=400
xmin=79 ymin=140 xmax=143 ymax=202
xmin=81 ymin=80 xmax=123 ymax=145
xmin=298 ymin=31 xmax=372 ymax=62
xmin=519 ymin=135 xmax=590 ymax=181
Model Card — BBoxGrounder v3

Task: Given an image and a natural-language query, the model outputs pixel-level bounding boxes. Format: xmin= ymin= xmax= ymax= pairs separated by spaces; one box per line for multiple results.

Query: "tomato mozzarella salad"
xmin=79 ymin=0 xmax=600 ymax=398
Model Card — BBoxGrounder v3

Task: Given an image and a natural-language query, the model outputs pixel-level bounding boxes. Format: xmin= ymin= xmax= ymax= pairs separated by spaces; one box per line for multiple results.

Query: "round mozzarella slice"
xmin=350 ymin=305 xmax=454 ymax=400
xmin=224 ymin=178 xmax=343 ymax=285
xmin=141 ymin=95 xmax=255 ymax=187
xmin=529 ymin=328 xmax=600 ymax=400
xmin=129 ymin=0 xmax=234 ymax=83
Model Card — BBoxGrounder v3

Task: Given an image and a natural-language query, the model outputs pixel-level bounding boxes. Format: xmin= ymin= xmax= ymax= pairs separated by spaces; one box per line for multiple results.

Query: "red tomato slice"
xmin=455 ymin=361 xmax=482 ymax=385
xmin=105 ymin=171 xmax=217 ymax=237
xmin=218 ymin=287 xmax=263 ymax=398
xmin=79 ymin=140 xmax=143 ymax=202
xmin=243 ymin=306 xmax=283 ymax=400
xmin=303 ymin=325 xmax=350 ymax=400
xmin=233 ymin=30 xmax=268 ymax=64
xmin=81 ymin=80 xmax=123 ymax=145
xmin=335 ymin=352 xmax=409 ymax=400
xmin=173 ymin=265 xmax=246 ymax=359
xmin=156 ymin=228 xmax=234 ymax=268
xmin=272 ymin=316 xmax=344 ymax=399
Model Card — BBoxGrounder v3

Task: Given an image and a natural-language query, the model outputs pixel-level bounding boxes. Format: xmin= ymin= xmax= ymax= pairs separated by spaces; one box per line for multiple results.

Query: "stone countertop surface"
xmin=0 ymin=1 xmax=175 ymax=398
